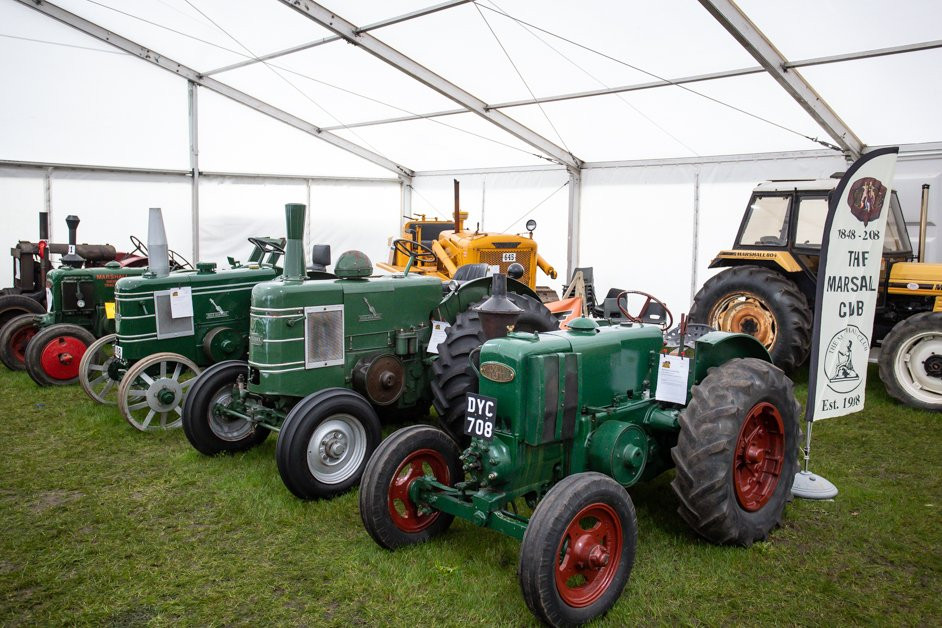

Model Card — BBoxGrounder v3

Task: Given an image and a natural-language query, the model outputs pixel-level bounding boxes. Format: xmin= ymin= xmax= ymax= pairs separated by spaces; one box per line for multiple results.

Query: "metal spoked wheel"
xmin=305 ymin=413 xmax=368 ymax=486
xmin=78 ymin=334 xmax=124 ymax=405
xmin=117 ymin=352 xmax=201 ymax=431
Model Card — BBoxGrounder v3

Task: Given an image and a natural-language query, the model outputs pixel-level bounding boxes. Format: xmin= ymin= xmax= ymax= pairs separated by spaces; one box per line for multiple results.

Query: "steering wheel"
xmin=129 ymin=235 xmax=148 ymax=257
xmin=248 ymin=237 xmax=285 ymax=255
xmin=168 ymin=249 xmax=193 ymax=271
xmin=393 ymin=238 xmax=437 ymax=264
xmin=616 ymin=290 xmax=674 ymax=330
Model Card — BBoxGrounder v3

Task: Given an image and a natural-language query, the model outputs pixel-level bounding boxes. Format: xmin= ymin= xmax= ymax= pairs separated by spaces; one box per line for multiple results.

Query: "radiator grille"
xmin=479 ymin=249 xmax=533 ymax=277
xmin=305 ymin=305 xmax=344 ymax=368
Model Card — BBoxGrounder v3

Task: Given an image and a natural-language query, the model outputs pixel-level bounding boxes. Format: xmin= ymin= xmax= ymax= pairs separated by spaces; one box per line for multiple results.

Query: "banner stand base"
xmin=792 ymin=470 xmax=838 ymax=500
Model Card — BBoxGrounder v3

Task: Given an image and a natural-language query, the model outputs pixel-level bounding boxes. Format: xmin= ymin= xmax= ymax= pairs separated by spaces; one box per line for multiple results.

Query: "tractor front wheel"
xmin=519 ymin=472 xmax=637 ymax=627
xmin=276 ymin=389 xmax=381 ymax=500
xmin=79 ymin=334 xmax=123 ymax=405
xmin=117 ymin=352 xmax=200 ymax=431
xmin=671 ymin=357 xmax=799 ymax=546
xmin=689 ymin=266 xmax=812 ymax=371
xmin=0 ymin=314 xmax=38 ymax=371
xmin=0 ymin=294 xmax=45 ymax=329
xmin=24 ymin=324 xmax=96 ymax=386
xmin=359 ymin=425 xmax=462 ymax=549
xmin=878 ymin=312 xmax=942 ymax=410
xmin=182 ymin=361 xmax=270 ymax=454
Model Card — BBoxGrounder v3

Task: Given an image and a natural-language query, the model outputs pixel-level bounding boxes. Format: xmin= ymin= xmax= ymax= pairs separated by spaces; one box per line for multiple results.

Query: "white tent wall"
xmin=0 ymin=171 xmax=45 ymax=289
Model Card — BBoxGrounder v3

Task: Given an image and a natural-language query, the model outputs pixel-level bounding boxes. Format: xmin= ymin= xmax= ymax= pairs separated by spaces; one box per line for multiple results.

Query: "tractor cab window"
xmin=884 ymin=192 xmax=913 ymax=256
xmin=738 ymin=194 xmax=791 ymax=247
xmin=794 ymin=196 xmax=829 ymax=249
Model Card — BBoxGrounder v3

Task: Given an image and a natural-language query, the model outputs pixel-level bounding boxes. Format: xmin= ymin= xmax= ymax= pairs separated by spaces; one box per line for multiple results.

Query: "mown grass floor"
xmin=0 ymin=365 xmax=940 ymax=626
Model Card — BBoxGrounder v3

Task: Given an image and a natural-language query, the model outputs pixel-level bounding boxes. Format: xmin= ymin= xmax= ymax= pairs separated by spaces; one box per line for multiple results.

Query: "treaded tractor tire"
xmin=431 ymin=293 xmax=558 ymax=443
xmin=359 ymin=425 xmax=462 ymax=549
xmin=0 ymin=313 xmax=38 ymax=371
xmin=24 ymin=323 xmax=96 ymax=386
xmin=878 ymin=312 xmax=942 ymax=411
xmin=182 ymin=360 xmax=269 ymax=455
xmin=275 ymin=388 xmax=381 ymax=500
xmin=519 ymin=472 xmax=637 ymax=627
xmin=0 ymin=294 xmax=45 ymax=330
xmin=671 ymin=358 xmax=799 ymax=546
xmin=689 ymin=266 xmax=812 ymax=372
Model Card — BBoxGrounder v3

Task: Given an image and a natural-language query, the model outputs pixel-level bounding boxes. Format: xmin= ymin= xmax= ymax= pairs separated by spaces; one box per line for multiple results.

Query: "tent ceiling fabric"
xmin=1 ymin=0 xmax=940 ymax=172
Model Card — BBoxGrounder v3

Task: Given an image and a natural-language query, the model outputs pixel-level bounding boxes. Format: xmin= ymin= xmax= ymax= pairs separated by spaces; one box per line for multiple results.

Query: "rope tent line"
xmin=0 ymin=32 xmax=126 ymax=55
xmin=500 ymin=179 xmax=570 ymax=233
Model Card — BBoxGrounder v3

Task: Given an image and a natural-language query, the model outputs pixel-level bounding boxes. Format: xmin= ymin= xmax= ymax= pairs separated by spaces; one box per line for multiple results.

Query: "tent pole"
xmin=188 ymin=81 xmax=200 ymax=263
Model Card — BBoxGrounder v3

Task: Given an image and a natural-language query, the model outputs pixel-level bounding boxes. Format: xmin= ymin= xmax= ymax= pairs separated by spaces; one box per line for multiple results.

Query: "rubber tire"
xmin=878 ymin=312 xmax=942 ymax=411
xmin=0 ymin=294 xmax=45 ymax=330
xmin=0 ymin=314 xmax=38 ymax=370
xmin=431 ymin=293 xmax=559 ymax=443
xmin=276 ymin=388 xmax=382 ymax=500
xmin=689 ymin=266 xmax=812 ymax=372
xmin=359 ymin=425 xmax=462 ymax=550
xmin=519 ymin=473 xmax=637 ymax=628
xmin=671 ymin=357 xmax=799 ymax=546
xmin=24 ymin=323 xmax=96 ymax=386
xmin=182 ymin=360 xmax=269 ymax=455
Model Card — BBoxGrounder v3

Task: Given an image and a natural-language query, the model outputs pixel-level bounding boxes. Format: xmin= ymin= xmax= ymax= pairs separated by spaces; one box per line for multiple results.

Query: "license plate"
xmin=464 ymin=392 xmax=497 ymax=440
xmin=114 ymin=344 xmax=123 ymax=360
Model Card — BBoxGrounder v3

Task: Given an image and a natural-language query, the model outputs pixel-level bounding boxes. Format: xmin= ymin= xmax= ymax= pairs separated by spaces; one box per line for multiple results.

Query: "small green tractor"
xmin=76 ymin=208 xmax=286 ymax=431
xmin=182 ymin=203 xmax=558 ymax=500
xmin=360 ymin=296 xmax=799 ymax=626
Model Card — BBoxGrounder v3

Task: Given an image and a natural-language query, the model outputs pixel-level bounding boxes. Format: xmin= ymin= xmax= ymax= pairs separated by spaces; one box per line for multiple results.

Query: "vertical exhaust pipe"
xmin=147 ymin=207 xmax=170 ymax=278
xmin=453 ymin=179 xmax=463 ymax=233
xmin=38 ymin=212 xmax=49 ymax=240
xmin=283 ymin=203 xmax=307 ymax=282
xmin=918 ymin=184 xmax=930 ymax=263
xmin=61 ymin=214 xmax=85 ymax=268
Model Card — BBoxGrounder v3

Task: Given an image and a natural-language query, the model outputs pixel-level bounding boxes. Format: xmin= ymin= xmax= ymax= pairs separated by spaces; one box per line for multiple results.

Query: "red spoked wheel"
xmin=388 ymin=448 xmax=451 ymax=533
xmin=24 ymin=324 xmax=97 ymax=386
xmin=360 ymin=425 xmax=462 ymax=550
xmin=519 ymin=473 xmax=637 ymax=626
xmin=733 ymin=402 xmax=785 ymax=512
xmin=0 ymin=314 xmax=39 ymax=370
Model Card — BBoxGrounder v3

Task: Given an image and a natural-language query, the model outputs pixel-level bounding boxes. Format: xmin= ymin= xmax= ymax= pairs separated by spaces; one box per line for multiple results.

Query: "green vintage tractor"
xmin=75 ymin=208 xmax=286 ymax=431
xmin=360 ymin=300 xmax=800 ymax=626
xmin=182 ymin=203 xmax=558 ymax=500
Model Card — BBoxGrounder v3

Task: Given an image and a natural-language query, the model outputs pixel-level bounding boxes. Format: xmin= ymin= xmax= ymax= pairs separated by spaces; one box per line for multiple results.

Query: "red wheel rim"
xmin=555 ymin=503 xmax=622 ymax=608
xmin=387 ymin=448 xmax=450 ymax=533
xmin=39 ymin=335 xmax=89 ymax=380
xmin=10 ymin=325 xmax=37 ymax=364
xmin=733 ymin=401 xmax=785 ymax=511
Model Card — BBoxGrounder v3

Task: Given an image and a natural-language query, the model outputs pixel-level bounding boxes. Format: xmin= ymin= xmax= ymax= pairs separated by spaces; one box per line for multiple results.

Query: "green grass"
xmin=0 ymin=365 xmax=939 ymax=626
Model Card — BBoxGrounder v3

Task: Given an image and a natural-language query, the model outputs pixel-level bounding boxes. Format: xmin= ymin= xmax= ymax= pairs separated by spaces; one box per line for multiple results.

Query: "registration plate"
xmin=113 ymin=344 xmax=123 ymax=360
xmin=464 ymin=392 xmax=496 ymax=440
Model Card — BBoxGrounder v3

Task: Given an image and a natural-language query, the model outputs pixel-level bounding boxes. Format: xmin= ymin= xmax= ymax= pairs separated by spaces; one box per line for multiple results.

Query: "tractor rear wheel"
xmin=276 ymin=389 xmax=381 ymax=500
xmin=878 ymin=312 xmax=942 ymax=410
xmin=24 ymin=323 xmax=96 ymax=386
xmin=182 ymin=361 xmax=270 ymax=454
xmin=519 ymin=472 xmax=637 ymax=627
xmin=359 ymin=425 xmax=462 ymax=549
xmin=431 ymin=293 xmax=558 ymax=443
xmin=0 ymin=314 xmax=38 ymax=371
xmin=79 ymin=334 xmax=123 ymax=405
xmin=671 ymin=358 xmax=799 ymax=546
xmin=117 ymin=352 xmax=200 ymax=431
xmin=689 ymin=266 xmax=812 ymax=371
xmin=0 ymin=294 xmax=45 ymax=330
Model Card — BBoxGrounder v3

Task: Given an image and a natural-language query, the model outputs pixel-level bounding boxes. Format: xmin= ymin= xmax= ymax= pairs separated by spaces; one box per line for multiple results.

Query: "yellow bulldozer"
xmin=376 ymin=180 xmax=559 ymax=301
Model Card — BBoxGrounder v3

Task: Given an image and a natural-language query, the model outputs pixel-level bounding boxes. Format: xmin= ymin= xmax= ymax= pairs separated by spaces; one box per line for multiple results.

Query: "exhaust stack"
xmin=38 ymin=212 xmax=49 ymax=240
xmin=283 ymin=203 xmax=307 ymax=282
xmin=147 ymin=207 xmax=170 ymax=278
xmin=918 ymin=184 xmax=930 ymax=263
xmin=61 ymin=214 xmax=85 ymax=268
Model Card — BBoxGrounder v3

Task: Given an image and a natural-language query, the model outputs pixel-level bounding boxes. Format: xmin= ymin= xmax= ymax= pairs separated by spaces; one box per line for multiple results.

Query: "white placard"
xmin=169 ymin=286 xmax=194 ymax=319
xmin=655 ymin=354 xmax=690 ymax=405
xmin=427 ymin=320 xmax=450 ymax=354
xmin=808 ymin=148 xmax=899 ymax=421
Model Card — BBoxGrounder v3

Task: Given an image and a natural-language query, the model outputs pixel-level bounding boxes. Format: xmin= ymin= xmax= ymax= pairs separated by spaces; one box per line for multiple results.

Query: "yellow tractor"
xmin=376 ymin=180 xmax=559 ymax=301
xmin=691 ymin=177 xmax=942 ymax=410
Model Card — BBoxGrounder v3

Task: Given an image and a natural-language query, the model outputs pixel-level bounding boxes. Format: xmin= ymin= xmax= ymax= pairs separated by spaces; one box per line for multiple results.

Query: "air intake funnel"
xmin=61 ymin=214 xmax=85 ymax=268
xmin=147 ymin=207 xmax=170 ymax=278
xmin=283 ymin=203 xmax=307 ymax=282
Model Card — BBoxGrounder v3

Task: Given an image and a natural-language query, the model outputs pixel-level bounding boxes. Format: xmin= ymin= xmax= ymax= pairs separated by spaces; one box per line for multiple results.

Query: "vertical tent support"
xmin=188 ymin=81 xmax=200 ymax=263
xmin=690 ymin=169 xmax=701 ymax=302
xmin=566 ymin=167 xmax=582 ymax=281
xmin=399 ymin=174 xmax=413 ymax=230
xmin=304 ymin=178 xmax=313 ymax=266
xmin=44 ymin=168 xmax=53 ymax=242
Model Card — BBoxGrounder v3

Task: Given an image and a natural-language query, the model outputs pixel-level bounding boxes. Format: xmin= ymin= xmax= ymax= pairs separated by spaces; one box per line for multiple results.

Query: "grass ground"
xmin=0 ymin=365 xmax=939 ymax=626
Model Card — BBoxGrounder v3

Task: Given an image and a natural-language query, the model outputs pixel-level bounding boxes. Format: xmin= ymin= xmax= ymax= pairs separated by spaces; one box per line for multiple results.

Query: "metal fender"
xmin=692 ymin=331 xmax=772 ymax=384
xmin=435 ymin=276 xmax=540 ymax=324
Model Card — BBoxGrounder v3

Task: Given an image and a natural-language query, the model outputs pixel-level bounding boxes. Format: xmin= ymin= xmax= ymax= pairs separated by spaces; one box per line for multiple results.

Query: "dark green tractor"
xmin=359 ymin=298 xmax=800 ymax=626
xmin=182 ymin=203 xmax=557 ymax=500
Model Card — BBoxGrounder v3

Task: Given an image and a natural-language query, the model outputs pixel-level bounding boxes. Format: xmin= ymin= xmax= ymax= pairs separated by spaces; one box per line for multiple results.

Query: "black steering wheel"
xmin=392 ymin=238 xmax=437 ymax=264
xmin=248 ymin=237 xmax=286 ymax=255
xmin=168 ymin=249 xmax=193 ymax=271
xmin=616 ymin=290 xmax=674 ymax=330
xmin=129 ymin=235 xmax=148 ymax=257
